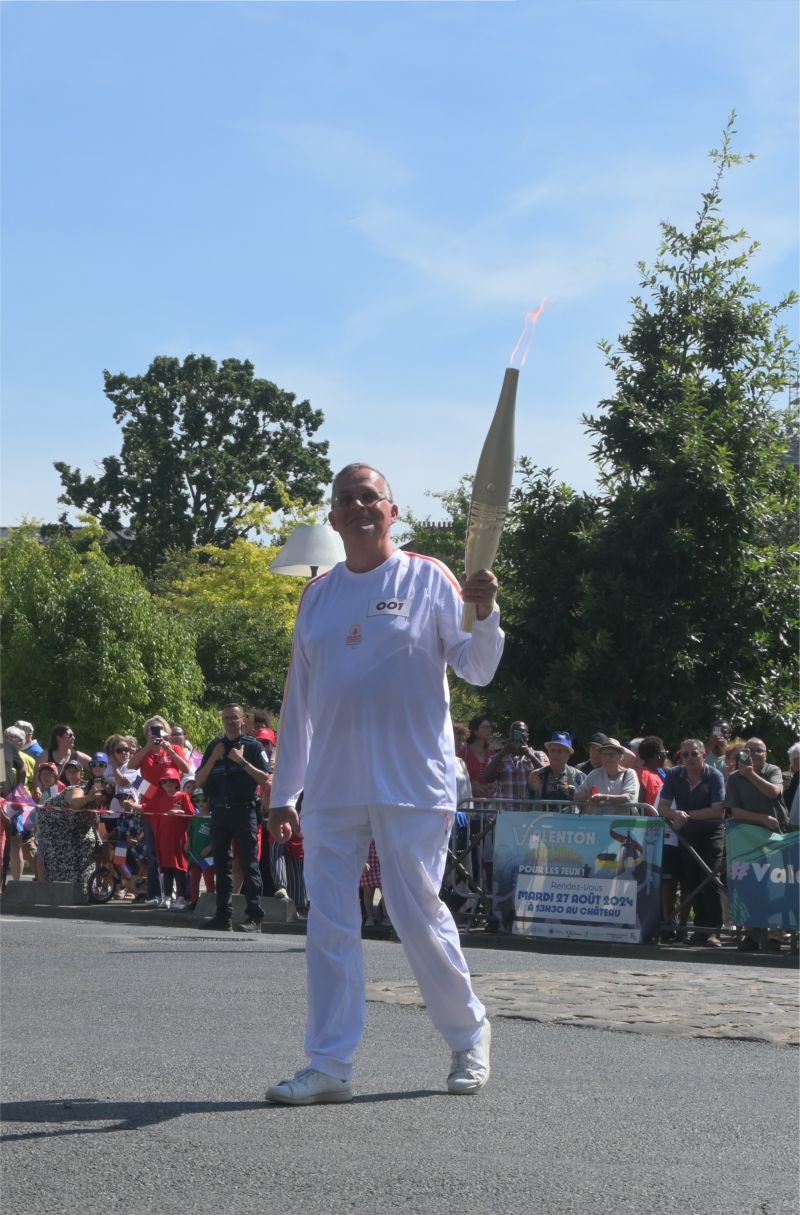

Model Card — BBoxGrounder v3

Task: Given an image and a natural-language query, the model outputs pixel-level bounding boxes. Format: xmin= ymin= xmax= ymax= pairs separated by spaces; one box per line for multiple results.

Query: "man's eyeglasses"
xmin=331 ymin=490 xmax=389 ymax=510
xmin=680 ymin=751 xmax=702 ymax=758
xmin=90 ymin=762 xmax=106 ymax=768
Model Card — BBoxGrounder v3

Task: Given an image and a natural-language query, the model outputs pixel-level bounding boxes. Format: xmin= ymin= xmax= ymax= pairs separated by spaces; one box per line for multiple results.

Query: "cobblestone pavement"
xmin=367 ymin=967 xmax=800 ymax=1046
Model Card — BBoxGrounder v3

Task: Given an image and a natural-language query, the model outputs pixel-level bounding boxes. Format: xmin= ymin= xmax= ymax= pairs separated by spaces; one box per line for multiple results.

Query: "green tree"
xmin=406 ymin=116 xmax=798 ymax=750
xmin=192 ymin=604 xmax=293 ymax=712
xmin=0 ymin=523 xmax=207 ymax=748
xmin=159 ymin=535 xmax=305 ymax=711
xmin=572 ymin=114 xmax=798 ymax=744
xmin=490 ymin=462 xmax=600 ymax=736
xmin=54 ymin=355 xmax=331 ymax=574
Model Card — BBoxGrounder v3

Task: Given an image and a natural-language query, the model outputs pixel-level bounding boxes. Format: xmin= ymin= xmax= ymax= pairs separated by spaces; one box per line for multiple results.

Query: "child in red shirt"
xmin=147 ymin=768 xmax=195 ymax=909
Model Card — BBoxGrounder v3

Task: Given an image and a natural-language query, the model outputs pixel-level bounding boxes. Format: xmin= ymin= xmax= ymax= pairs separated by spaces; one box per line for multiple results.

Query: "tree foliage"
xmin=159 ymin=536 xmax=303 ymax=710
xmin=405 ymin=115 xmax=798 ymax=749
xmin=54 ymin=354 xmax=331 ymax=574
xmin=569 ymin=113 xmax=798 ymax=744
xmin=0 ymin=523 xmax=207 ymax=749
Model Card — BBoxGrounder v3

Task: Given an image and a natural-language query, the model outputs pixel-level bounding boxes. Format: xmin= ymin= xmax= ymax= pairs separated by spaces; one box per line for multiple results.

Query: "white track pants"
xmin=301 ymin=805 xmax=487 ymax=1081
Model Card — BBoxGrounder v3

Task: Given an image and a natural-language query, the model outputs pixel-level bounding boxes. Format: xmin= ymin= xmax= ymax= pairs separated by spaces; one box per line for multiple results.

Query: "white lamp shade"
xmin=270 ymin=524 xmax=345 ymax=577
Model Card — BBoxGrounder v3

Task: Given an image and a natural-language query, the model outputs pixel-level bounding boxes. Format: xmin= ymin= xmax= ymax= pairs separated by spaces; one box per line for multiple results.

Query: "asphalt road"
xmin=2 ymin=917 xmax=797 ymax=1215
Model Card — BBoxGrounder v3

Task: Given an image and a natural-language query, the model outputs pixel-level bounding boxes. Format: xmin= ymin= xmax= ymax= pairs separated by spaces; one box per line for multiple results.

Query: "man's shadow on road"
xmin=1 ymin=1091 xmax=443 ymax=1141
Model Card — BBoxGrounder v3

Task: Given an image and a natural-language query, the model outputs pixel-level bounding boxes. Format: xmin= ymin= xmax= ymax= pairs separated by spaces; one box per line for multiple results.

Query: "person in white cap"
xmin=14 ymin=721 xmax=43 ymax=760
xmin=266 ymin=463 xmax=503 ymax=1105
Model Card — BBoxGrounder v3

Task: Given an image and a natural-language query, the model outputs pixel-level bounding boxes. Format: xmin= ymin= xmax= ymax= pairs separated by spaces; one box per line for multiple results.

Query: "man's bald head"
xmin=331 ymin=463 xmax=393 ymax=504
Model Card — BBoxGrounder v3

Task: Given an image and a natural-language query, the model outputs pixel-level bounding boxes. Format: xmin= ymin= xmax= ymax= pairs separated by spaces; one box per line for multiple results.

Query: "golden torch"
xmin=462 ymin=303 xmax=545 ymax=632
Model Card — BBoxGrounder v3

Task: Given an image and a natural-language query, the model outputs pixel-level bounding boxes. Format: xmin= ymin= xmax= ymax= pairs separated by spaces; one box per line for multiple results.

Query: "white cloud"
xmin=256 ymin=120 xmax=413 ymax=192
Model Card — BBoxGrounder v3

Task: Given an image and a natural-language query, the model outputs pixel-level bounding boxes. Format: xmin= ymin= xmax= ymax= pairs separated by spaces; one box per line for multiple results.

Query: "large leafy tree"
xmin=159 ymin=537 xmax=304 ymax=710
xmin=405 ymin=116 xmax=798 ymax=750
xmin=55 ymin=355 xmax=331 ymax=574
xmin=0 ymin=523 xmax=207 ymax=748
xmin=569 ymin=114 xmax=798 ymax=745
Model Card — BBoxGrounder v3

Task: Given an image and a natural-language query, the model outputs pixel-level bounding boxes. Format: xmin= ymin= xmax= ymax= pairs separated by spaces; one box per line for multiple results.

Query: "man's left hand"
xmin=462 ymin=568 xmax=499 ymax=621
xmin=228 ymin=746 xmax=245 ymax=767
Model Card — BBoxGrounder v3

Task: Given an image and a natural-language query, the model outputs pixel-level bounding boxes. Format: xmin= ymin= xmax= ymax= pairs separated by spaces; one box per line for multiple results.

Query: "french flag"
xmin=9 ymin=786 xmax=37 ymax=831
xmin=14 ymin=805 xmax=37 ymax=832
xmin=9 ymin=784 xmax=36 ymax=808
xmin=113 ymin=843 xmax=131 ymax=875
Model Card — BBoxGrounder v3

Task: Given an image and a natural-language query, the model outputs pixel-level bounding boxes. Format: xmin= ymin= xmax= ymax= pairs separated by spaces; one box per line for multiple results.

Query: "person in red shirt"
xmin=130 ymin=717 xmax=190 ymax=904
xmin=146 ymin=769 xmax=195 ymax=909
xmin=637 ymin=736 xmax=667 ymax=809
xmin=129 ymin=717 xmax=190 ymax=806
xmin=459 ymin=716 xmax=496 ymax=801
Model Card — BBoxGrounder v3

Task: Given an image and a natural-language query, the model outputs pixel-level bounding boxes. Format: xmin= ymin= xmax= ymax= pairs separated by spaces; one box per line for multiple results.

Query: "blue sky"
xmin=2 ymin=0 xmax=797 ymax=532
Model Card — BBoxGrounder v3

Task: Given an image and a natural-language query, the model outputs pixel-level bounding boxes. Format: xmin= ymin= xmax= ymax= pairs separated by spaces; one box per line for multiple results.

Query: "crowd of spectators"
xmin=0 ymin=712 xmax=307 ymax=925
xmin=452 ymin=716 xmax=799 ymax=953
xmin=2 ymin=714 xmax=797 ymax=951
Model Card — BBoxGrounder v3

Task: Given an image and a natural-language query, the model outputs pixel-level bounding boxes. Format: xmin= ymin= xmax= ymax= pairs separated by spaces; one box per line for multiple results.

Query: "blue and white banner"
xmin=726 ymin=822 xmax=799 ymax=930
xmin=492 ymin=812 xmax=664 ymax=943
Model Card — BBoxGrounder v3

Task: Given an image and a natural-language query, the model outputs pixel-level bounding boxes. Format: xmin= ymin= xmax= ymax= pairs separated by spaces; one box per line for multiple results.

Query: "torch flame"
xmin=508 ymin=299 xmax=547 ymax=368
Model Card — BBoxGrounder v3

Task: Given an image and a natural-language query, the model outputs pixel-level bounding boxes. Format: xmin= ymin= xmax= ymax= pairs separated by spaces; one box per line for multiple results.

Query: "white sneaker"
xmin=273 ymin=887 xmax=289 ymax=900
xmin=447 ymin=1020 xmax=491 ymax=1095
xmin=159 ymin=897 xmax=172 ymax=909
xmin=172 ymin=897 xmax=189 ymax=910
xmin=266 ymin=1067 xmax=352 ymax=1106
xmin=144 ymin=897 xmax=161 ymax=907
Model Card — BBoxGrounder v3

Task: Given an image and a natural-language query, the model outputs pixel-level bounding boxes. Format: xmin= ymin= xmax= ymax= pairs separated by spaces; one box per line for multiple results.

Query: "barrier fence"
xmin=444 ymin=800 xmax=799 ymax=941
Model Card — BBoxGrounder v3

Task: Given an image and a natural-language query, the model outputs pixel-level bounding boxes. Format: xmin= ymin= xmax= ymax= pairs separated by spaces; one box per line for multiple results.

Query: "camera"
xmin=510 ymin=726 xmax=524 ymax=748
xmin=149 ymin=726 xmax=164 ymax=739
xmin=738 ymin=747 xmax=752 ymax=766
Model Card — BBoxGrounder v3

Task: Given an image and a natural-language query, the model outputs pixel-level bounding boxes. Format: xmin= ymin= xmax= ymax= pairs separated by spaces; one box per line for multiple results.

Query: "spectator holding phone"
xmin=725 ymin=740 xmax=784 ymax=834
xmin=129 ymin=716 xmax=189 ymax=801
xmin=484 ymin=721 xmax=543 ymax=803
xmin=195 ymin=703 xmax=270 ymax=932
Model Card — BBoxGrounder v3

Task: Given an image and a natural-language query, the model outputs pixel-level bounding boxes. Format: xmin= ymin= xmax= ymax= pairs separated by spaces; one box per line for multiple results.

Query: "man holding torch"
xmin=266 ymin=463 xmax=503 ymax=1104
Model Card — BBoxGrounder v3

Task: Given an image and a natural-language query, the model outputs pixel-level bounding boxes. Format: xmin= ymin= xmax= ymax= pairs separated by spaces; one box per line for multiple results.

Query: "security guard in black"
xmin=196 ymin=706 xmax=270 ymax=928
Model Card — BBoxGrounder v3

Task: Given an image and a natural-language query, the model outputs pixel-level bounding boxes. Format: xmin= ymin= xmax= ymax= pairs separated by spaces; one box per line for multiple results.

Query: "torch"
xmin=461 ymin=303 xmax=545 ymax=632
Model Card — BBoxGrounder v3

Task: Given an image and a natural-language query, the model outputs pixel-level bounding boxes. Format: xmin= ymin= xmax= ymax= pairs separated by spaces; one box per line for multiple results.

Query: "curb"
xmin=1 ymin=888 xmax=796 ymax=967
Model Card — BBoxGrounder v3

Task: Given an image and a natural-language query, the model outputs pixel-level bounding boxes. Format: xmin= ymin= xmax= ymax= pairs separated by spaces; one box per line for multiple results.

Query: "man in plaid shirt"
xmin=484 ymin=721 xmax=543 ymax=803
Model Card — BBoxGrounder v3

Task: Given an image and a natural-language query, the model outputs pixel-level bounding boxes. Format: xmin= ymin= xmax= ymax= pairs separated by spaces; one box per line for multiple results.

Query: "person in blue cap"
xmin=528 ymin=732 xmax=584 ymax=807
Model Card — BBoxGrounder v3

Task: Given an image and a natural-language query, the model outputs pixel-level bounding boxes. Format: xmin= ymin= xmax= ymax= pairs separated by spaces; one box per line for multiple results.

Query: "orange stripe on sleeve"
xmin=404 ymin=552 xmax=464 ymax=598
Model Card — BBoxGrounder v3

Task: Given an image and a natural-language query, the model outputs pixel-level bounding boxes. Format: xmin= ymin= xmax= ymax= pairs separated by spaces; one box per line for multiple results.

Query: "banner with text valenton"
xmin=492 ymin=812 xmax=664 ymax=943
xmin=726 ymin=822 xmax=799 ymax=931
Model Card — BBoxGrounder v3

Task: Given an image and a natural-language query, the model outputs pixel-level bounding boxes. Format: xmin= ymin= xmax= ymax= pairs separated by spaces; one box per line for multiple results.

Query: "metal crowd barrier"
xmin=443 ymin=797 xmax=665 ymax=934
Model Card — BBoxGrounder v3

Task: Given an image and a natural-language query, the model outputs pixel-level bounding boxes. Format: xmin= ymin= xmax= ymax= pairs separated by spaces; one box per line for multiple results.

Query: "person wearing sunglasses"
xmin=657 ymin=739 xmax=725 ymax=947
xmin=104 ymin=735 xmax=138 ymax=788
xmin=266 ymin=462 xmax=502 ymax=1105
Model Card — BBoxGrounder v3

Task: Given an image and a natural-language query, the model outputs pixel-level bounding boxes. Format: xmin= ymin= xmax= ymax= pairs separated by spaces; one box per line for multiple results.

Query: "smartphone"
xmin=149 ymin=726 xmax=164 ymax=739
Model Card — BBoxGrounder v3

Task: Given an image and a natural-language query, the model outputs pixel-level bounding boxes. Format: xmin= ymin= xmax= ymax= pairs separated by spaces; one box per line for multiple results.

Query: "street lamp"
xmin=270 ymin=523 xmax=345 ymax=579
